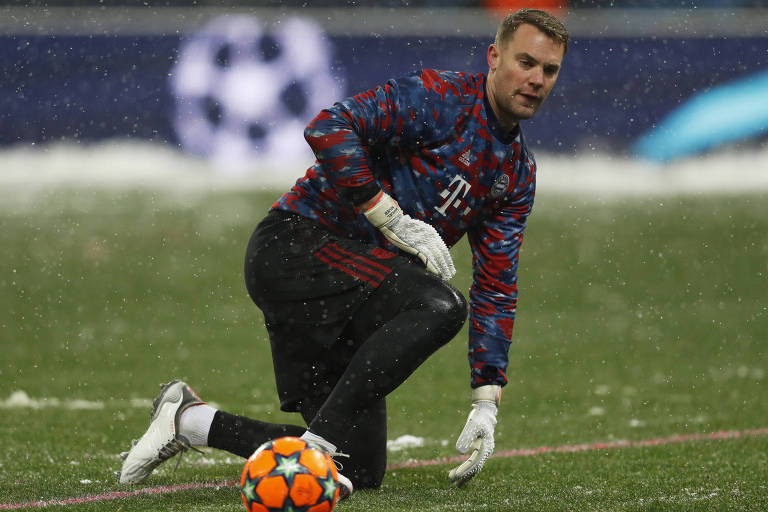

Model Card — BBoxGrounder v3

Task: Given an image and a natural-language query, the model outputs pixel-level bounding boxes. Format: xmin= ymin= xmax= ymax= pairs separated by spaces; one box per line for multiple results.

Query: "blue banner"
xmin=2 ymin=13 xmax=766 ymax=166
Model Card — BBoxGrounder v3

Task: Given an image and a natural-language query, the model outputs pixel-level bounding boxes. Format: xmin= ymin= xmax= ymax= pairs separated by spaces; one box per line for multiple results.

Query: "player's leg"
xmin=243 ymin=211 xmax=466 ymax=488
xmin=238 ymin=211 xmax=464 ymax=489
xmin=118 ymin=376 xmax=360 ymax=498
xmin=119 ymin=212 xmax=356 ymax=484
xmin=299 ymin=393 xmax=387 ymax=490
xmin=117 ymin=379 xmax=307 ymax=484
xmin=306 ymin=262 xmax=467 ymax=455
xmin=120 ymin=212 xmax=463 ymax=486
xmin=203 ymin=410 xmax=305 ymax=457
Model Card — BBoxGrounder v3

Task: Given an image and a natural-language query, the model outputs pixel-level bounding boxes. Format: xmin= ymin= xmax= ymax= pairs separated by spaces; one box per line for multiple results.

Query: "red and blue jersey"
xmin=272 ymin=69 xmax=536 ymax=389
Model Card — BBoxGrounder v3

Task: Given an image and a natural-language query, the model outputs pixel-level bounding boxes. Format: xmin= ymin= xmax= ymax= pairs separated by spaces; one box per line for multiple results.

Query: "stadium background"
xmin=3 ymin=0 xmax=767 ymax=174
xmin=1 ymin=2 xmax=768 ymax=511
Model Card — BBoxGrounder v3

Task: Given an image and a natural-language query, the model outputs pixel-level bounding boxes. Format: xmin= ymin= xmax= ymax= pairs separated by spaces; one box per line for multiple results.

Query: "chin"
xmin=503 ymin=102 xmax=536 ymax=120
xmin=511 ymin=109 xmax=536 ymax=121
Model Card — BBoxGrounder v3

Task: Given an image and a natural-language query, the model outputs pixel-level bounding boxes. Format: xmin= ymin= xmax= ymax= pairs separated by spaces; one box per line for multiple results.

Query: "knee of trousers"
xmin=429 ymin=281 xmax=469 ymax=337
xmin=405 ymin=278 xmax=468 ymax=344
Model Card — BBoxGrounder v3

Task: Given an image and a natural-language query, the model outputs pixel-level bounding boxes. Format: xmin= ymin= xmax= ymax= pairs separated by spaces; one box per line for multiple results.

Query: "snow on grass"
xmin=0 ymin=390 xmax=104 ymax=410
xmin=387 ymin=435 xmax=426 ymax=452
xmin=0 ymin=390 xmax=222 ymax=411
xmin=1 ymin=140 xmax=767 ymax=206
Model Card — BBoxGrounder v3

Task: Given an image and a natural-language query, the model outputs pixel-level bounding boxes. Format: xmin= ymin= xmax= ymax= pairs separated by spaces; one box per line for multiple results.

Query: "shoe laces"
xmin=327 ymin=450 xmax=350 ymax=471
xmin=158 ymin=437 xmax=204 ymax=472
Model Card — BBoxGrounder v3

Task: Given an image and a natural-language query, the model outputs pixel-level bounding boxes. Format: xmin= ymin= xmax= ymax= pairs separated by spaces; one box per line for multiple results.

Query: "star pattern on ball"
xmin=272 ymin=452 xmax=305 ymax=482
xmin=319 ymin=473 xmax=337 ymax=502
xmin=241 ymin=474 xmax=258 ymax=503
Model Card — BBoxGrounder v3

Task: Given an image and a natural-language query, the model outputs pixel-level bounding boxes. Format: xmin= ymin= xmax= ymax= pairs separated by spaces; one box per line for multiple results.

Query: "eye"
xmin=544 ymin=66 xmax=559 ymax=77
xmin=520 ymin=60 xmax=534 ymax=68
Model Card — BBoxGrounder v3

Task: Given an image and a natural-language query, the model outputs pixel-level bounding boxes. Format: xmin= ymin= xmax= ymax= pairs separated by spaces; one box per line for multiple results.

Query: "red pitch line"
xmin=387 ymin=427 xmax=768 ymax=469
xmin=2 ymin=427 xmax=767 ymax=510
xmin=0 ymin=481 xmax=234 ymax=510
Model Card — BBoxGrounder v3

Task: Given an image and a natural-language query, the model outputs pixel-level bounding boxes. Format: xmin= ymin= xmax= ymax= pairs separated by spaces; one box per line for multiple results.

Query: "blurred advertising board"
xmin=2 ymin=6 xmax=766 ymax=173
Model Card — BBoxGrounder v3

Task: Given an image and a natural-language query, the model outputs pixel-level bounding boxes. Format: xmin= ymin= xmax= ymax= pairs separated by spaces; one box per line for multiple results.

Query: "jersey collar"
xmin=483 ymin=76 xmax=521 ymax=145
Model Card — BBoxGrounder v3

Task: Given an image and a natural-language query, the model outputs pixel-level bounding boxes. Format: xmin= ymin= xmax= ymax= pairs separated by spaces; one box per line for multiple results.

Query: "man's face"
xmin=486 ymin=23 xmax=564 ymax=130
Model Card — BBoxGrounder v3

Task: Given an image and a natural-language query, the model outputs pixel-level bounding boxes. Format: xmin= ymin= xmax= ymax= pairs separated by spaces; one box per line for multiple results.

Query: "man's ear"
xmin=487 ymin=43 xmax=500 ymax=72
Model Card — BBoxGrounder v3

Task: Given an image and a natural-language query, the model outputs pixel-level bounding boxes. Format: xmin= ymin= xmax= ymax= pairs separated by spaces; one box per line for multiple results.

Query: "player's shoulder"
xmin=393 ymin=69 xmax=485 ymax=101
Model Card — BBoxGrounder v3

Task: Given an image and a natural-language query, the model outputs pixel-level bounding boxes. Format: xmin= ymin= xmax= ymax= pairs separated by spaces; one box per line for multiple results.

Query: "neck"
xmin=486 ymin=79 xmax=519 ymax=133
xmin=483 ymin=78 xmax=520 ymax=145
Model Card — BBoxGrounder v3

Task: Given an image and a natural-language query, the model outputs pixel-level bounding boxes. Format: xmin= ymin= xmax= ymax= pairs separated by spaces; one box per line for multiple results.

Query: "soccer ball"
xmin=169 ymin=15 xmax=346 ymax=175
xmin=240 ymin=436 xmax=340 ymax=512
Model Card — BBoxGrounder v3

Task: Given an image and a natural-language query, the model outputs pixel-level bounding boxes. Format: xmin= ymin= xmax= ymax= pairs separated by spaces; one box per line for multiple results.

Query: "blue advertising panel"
xmin=2 ymin=10 xmax=766 ymax=169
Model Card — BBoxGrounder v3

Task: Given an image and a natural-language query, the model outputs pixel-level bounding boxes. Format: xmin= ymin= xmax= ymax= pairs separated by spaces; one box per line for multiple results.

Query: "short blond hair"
xmin=495 ymin=9 xmax=569 ymax=55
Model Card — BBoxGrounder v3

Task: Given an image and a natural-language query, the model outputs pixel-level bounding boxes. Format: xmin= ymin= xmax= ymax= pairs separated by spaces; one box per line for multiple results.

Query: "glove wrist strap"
xmin=362 ymin=191 xmax=402 ymax=228
xmin=471 ymin=384 xmax=501 ymax=406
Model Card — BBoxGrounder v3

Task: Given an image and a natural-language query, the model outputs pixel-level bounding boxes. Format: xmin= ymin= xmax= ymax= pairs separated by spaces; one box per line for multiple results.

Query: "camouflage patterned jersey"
xmin=272 ymin=69 xmax=537 ymax=389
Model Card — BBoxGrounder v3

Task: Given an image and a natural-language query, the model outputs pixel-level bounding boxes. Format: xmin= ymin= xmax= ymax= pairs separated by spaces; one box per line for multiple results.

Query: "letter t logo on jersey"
xmin=435 ymin=175 xmax=472 ymax=216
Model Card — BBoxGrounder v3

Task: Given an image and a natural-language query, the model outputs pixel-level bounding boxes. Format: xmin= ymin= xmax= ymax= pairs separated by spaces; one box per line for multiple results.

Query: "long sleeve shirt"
xmin=272 ymin=69 xmax=537 ymax=388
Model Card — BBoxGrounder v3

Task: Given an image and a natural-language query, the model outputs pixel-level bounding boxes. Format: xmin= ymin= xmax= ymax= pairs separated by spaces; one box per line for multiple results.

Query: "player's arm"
xmin=303 ymin=75 xmax=456 ymax=279
xmin=304 ymin=71 xmax=468 ymax=206
xmin=303 ymin=85 xmax=398 ymax=206
xmin=449 ymin=166 xmax=535 ymax=486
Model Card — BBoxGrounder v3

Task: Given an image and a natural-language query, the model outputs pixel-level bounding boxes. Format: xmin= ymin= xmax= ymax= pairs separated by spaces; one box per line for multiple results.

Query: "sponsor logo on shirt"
xmin=435 ymin=175 xmax=472 ymax=217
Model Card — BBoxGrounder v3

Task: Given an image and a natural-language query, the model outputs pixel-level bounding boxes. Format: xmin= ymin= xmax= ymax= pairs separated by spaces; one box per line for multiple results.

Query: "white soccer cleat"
xmin=327 ymin=451 xmax=353 ymax=500
xmin=336 ymin=471 xmax=354 ymax=500
xmin=118 ymin=380 xmax=205 ymax=484
xmin=301 ymin=432 xmax=354 ymax=499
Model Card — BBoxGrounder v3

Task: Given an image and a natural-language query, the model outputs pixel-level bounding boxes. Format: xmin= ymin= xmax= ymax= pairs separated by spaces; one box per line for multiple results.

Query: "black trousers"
xmin=209 ymin=210 xmax=467 ymax=489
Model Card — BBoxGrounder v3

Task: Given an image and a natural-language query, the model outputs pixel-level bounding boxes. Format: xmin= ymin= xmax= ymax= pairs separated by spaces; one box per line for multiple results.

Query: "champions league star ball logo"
xmin=170 ymin=15 xmax=346 ymax=174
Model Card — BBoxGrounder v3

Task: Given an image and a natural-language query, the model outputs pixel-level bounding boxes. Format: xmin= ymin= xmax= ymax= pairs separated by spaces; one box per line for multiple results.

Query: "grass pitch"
xmin=1 ymin=186 xmax=767 ymax=511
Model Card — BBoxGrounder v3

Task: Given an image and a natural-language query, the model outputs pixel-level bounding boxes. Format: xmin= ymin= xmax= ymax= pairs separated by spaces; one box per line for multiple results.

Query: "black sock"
xmin=207 ymin=410 xmax=305 ymax=458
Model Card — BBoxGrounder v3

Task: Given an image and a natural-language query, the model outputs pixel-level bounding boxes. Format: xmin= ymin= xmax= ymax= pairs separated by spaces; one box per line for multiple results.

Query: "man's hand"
xmin=448 ymin=385 xmax=501 ymax=487
xmin=362 ymin=191 xmax=455 ymax=280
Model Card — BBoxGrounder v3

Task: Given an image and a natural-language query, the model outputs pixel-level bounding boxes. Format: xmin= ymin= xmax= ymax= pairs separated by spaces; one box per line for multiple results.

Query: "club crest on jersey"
xmin=491 ymin=173 xmax=510 ymax=198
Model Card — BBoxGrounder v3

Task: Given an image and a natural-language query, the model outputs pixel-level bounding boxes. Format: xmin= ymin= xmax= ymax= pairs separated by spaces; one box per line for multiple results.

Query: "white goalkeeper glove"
xmin=448 ymin=384 xmax=501 ymax=487
xmin=362 ymin=191 xmax=455 ymax=280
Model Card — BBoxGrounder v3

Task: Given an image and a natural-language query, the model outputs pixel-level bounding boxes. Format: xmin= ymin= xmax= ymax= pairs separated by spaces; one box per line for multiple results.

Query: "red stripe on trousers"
xmin=324 ymin=242 xmax=392 ymax=273
xmin=315 ymin=245 xmax=389 ymax=287
xmin=315 ymin=250 xmax=384 ymax=287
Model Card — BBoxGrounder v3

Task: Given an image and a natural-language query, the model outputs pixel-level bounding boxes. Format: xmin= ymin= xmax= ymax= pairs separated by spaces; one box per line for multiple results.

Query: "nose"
xmin=529 ymin=67 xmax=544 ymax=88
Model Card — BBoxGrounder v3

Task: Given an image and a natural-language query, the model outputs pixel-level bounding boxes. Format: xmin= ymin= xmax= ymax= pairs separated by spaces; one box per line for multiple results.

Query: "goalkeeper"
xmin=119 ymin=8 xmax=568 ymax=493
